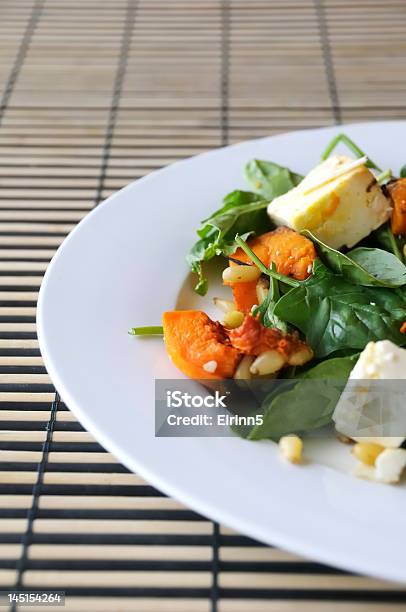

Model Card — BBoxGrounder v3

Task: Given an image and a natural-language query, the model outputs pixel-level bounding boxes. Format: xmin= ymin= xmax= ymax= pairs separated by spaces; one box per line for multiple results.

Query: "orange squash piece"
xmin=162 ymin=310 xmax=241 ymax=379
xmin=228 ymin=314 xmax=311 ymax=360
xmin=225 ymin=228 xmax=316 ymax=313
xmin=401 ymin=322 xmax=406 ymax=335
xmin=227 ymin=281 xmax=259 ymax=315
xmin=388 ymin=178 xmax=406 ymax=235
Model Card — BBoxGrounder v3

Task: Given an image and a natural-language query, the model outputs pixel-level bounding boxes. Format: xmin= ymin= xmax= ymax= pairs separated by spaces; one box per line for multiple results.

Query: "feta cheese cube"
xmin=375 ymin=448 xmax=406 ymax=483
xmin=267 ymin=155 xmax=391 ymax=249
xmin=352 ymin=449 xmax=406 ymax=484
xmin=349 ymin=340 xmax=406 ymax=381
xmin=334 ymin=341 xmax=406 ymax=448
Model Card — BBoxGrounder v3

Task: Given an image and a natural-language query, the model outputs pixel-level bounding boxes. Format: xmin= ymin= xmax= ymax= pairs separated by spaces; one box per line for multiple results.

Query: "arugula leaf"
xmin=376 ymin=169 xmax=392 ymax=186
xmin=187 ymin=191 xmax=270 ymax=295
xmin=302 ymin=230 xmax=406 ymax=288
xmin=188 ymin=159 xmax=305 ymax=295
xmin=186 ymin=236 xmax=214 ymax=295
xmin=252 ymin=264 xmax=288 ymax=332
xmin=244 ymin=159 xmax=303 ymax=200
xmin=321 ymin=133 xmax=381 ymax=172
xmin=248 ymin=355 xmax=359 ymax=440
xmin=273 ymin=260 xmax=406 ymax=358
xmin=234 ymin=234 xmax=300 ymax=288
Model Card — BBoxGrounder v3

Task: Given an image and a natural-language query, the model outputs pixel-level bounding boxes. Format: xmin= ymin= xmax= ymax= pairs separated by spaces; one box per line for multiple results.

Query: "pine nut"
xmin=256 ymin=277 xmax=269 ymax=305
xmin=222 ymin=265 xmax=261 ymax=283
xmin=213 ymin=297 xmax=235 ymax=314
xmin=279 ymin=435 xmax=303 ymax=463
xmin=223 ymin=310 xmax=244 ymax=329
xmin=288 ymin=346 xmax=314 ymax=366
xmin=353 ymin=442 xmax=384 ymax=466
xmin=250 ymin=350 xmax=285 ymax=376
xmin=234 ymin=355 xmax=254 ymax=380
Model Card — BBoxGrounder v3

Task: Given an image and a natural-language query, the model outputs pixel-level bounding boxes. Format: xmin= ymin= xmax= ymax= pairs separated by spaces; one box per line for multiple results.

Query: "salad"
xmin=131 ymin=134 xmax=406 ymax=483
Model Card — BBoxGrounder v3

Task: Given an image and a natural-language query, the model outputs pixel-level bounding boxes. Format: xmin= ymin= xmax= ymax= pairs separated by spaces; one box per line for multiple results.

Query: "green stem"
xmin=129 ymin=326 xmax=164 ymax=336
xmin=387 ymin=230 xmax=403 ymax=263
xmin=235 ymin=235 xmax=300 ymax=287
xmin=321 ymin=134 xmax=382 ymax=172
xmin=269 ymin=262 xmax=279 ymax=300
xmin=376 ymin=169 xmax=392 ymax=185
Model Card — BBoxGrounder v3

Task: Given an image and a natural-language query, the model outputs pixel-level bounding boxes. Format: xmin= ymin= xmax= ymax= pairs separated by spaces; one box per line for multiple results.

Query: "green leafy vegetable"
xmin=302 ymin=230 xmax=406 ymax=288
xmin=252 ymin=263 xmax=288 ymax=332
xmin=248 ymin=355 xmax=359 ymax=440
xmin=187 ymin=190 xmax=270 ymax=295
xmin=400 ymin=165 xmax=406 ymax=178
xmin=129 ymin=326 xmax=163 ymax=336
xmin=376 ymin=169 xmax=392 ymax=185
xmin=188 ymin=158 xmax=306 ymax=295
xmin=370 ymin=222 xmax=405 ymax=264
xmin=273 ymin=260 xmax=406 ymax=358
xmin=244 ymin=159 xmax=303 ymax=200
xmin=348 ymin=248 xmax=406 ymax=286
xmin=321 ymin=133 xmax=381 ymax=172
xmin=234 ymin=234 xmax=299 ymax=288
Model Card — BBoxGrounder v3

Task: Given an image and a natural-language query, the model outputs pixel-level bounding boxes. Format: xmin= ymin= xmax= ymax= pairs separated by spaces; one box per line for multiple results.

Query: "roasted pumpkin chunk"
xmin=388 ymin=178 xmax=406 ymax=236
xmin=225 ymin=227 xmax=316 ymax=313
xmin=162 ymin=310 xmax=241 ymax=379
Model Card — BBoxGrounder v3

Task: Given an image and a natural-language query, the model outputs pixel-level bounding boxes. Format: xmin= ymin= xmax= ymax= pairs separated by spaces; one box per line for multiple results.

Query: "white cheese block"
xmin=375 ymin=448 xmax=406 ymax=483
xmin=267 ymin=155 xmax=391 ymax=249
xmin=333 ymin=341 xmax=406 ymax=448
xmin=353 ymin=448 xmax=406 ymax=484
xmin=349 ymin=340 xmax=406 ymax=380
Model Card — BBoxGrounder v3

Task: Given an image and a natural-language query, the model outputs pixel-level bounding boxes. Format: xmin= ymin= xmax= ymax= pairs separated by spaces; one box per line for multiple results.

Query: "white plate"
xmin=38 ymin=122 xmax=406 ymax=583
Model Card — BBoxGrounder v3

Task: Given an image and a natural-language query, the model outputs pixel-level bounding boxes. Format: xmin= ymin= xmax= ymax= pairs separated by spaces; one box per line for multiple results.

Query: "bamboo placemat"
xmin=1 ymin=0 xmax=406 ymax=610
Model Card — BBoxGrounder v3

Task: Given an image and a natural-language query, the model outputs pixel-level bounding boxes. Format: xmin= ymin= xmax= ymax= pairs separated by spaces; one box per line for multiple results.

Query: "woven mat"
xmin=1 ymin=1 xmax=406 ymax=610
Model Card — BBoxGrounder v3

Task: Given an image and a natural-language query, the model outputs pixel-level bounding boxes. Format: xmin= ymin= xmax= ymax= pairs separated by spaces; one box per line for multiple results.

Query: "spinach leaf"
xmin=372 ymin=222 xmax=405 ymax=264
xmin=302 ymin=230 xmax=406 ymax=288
xmin=199 ymin=191 xmax=269 ymax=237
xmin=400 ymin=165 xmax=406 ymax=179
xmin=273 ymin=260 xmax=406 ymax=358
xmin=248 ymin=355 xmax=359 ymax=440
xmin=348 ymin=247 xmax=406 ymax=286
xmin=244 ymin=159 xmax=303 ymax=200
xmin=187 ymin=190 xmax=270 ymax=295
xmin=188 ymin=159 xmax=304 ymax=295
